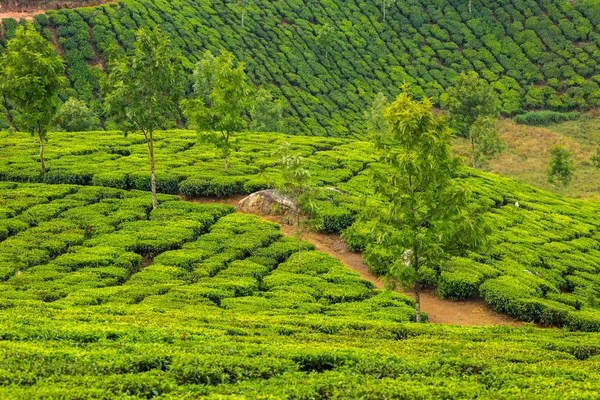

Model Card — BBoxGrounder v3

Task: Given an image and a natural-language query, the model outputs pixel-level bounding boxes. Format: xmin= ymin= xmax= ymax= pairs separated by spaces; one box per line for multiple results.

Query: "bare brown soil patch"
xmin=0 ymin=1 xmax=115 ymax=20
xmin=185 ymin=195 xmax=521 ymax=327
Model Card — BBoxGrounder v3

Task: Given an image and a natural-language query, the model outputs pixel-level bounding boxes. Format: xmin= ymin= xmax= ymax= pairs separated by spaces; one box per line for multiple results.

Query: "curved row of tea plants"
xmin=1 ymin=187 xmax=600 ymax=398
xmin=0 ymin=181 xmax=417 ymax=319
xmin=3 ymin=0 xmax=600 ymax=135
xmin=0 ymin=129 xmax=369 ymax=232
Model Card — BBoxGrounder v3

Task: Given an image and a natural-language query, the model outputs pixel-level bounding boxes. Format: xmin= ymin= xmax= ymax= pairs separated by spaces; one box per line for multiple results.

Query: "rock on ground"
xmin=236 ymin=189 xmax=297 ymax=216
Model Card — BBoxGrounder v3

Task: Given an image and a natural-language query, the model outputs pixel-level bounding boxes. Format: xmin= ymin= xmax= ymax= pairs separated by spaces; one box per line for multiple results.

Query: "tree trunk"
xmin=241 ymin=7 xmax=245 ymax=28
xmin=296 ymin=210 xmax=302 ymax=269
xmin=225 ymin=153 xmax=229 ymax=172
xmin=414 ymin=248 xmax=421 ymax=323
xmin=147 ymin=131 xmax=158 ymax=210
xmin=39 ymin=132 xmax=46 ymax=175
xmin=382 ymin=0 xmax=386 ymax=21
xmin=469 ymin=0 xmax=472 ymax=13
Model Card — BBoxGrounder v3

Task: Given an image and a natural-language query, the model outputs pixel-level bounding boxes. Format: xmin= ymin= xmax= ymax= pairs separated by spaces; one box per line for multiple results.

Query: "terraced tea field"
xmin=1 ymin=183 xmax=600 ymax=398
xmin=2 ymin=130 xmax=600 ymax=332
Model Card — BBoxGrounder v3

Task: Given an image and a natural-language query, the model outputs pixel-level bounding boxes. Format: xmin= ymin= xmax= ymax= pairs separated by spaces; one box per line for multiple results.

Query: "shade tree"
xmin=54 ymin=98 xmax=101 ymax=132
xmin=0 ymin=23 xmax=66 ymax=175
xmin=444 ymin=72 xmax=501 ymax=168
xmin=364 ymin=88 xmax=487 ymax=322
xmin=250 ymin=88 xmax=284 ymax=133
xmin=103 ymin=27 xmax=183 ymax=210
xmin=548 ymin=144 xmax=575 ymax=191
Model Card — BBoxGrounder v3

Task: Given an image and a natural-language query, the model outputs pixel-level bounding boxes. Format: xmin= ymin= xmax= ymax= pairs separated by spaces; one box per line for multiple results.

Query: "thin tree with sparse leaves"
xmin=182 ymin=51 xmax=251 ymax=172
xmin=103 ymin=27 xmax=183 ymax=210
xmin=276 ymin=142 xmax=316 ymax=268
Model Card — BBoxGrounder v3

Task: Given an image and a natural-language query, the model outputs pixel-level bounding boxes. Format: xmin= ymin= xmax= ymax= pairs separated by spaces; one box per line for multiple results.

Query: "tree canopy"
xmin=182 ymin=50 xmax=251 ymax=171
xmin=365 ymin=89 xmax=487 ymax=322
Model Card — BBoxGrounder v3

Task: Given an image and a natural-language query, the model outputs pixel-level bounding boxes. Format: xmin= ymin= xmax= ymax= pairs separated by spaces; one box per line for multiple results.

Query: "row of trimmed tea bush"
xmin=4 ymin=0 xmax=600 ymax=135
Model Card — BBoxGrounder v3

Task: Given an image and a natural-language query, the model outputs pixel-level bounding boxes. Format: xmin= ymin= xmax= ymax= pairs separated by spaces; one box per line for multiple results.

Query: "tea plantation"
xmin=2 ymin=129 xmax=600 ymax=334
xmin=2 ymin=182 xmax=600 ymax=398
xmin=4 ymin=0 xmax=600 ymax=135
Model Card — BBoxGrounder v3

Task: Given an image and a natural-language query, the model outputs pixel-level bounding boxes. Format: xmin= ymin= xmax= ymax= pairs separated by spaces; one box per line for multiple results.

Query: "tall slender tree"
xmin=276 ymin=142 xmax=316 ymax=268
xmin=103 ymin=27 xmax=183 ymax=210
xmin=182 ymin=51 xmax=251 ymax=172
xmin=365 ymin=88 xmax=487 ymax=322
xmin=0 ymin=23 xmax=66 ymax=175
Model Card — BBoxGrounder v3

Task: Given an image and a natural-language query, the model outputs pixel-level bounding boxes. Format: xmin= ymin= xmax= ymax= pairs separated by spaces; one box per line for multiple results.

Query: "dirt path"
xmin=187 ymin=196 xmax=521 ymax=327
xmin=0 ymin=1 xmax=115 ymax=21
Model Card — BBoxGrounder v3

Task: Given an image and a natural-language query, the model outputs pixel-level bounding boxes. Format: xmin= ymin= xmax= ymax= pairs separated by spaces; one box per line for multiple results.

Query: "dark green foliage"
xmin=54 ymin=98 xmax=101 ymax=132
xmin=514 ymin=111 xmax=580 ymax=126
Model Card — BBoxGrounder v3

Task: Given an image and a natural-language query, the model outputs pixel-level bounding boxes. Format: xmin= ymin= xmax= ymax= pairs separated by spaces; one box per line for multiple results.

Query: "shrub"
xmin=43 ymin=170 xmax=92 ymax=185
xmin=129 ymin=173 xmax=179 ymax=194
xmin=438 ymin=271 xmax=480 ymax=301
xmin=312 ymin=201 xmax=355 ymax=233
xmin=565 ymin=311 xmax=600 ymax=332
xmin=180 ymin=176 xmax=243 ymax=198
xmin=513 ymin=111 xmax=580 ymax=125
xmin=92 ymin=172 xmax=129 ymax=190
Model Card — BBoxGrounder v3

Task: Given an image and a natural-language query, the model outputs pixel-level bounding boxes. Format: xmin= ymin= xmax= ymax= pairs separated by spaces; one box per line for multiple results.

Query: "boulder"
xmin=236 ymin=189 xmax=297 ymax=216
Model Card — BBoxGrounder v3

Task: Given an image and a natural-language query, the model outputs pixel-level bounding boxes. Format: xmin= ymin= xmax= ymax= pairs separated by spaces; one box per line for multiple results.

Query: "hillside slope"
xmin=2 ymin=129 xmax=600 ymax=330
xmin=3 ymin=0 xmax=600 ymax=135
xmin=1 ymin=183 xmax=600 ymax=398
xmin=455 ymin=114 xmax=600 ymax=199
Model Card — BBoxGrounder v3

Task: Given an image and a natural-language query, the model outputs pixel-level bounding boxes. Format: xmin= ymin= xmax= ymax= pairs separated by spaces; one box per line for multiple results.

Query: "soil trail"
xmin=186 ymin=196 xmax=521 ymax=327
xmin=0 ymin=1 xmax=115 ymax=21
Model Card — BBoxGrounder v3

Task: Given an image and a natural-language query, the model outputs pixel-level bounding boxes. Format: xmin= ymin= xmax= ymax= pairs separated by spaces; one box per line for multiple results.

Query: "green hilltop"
xmin=3 ymin=0 xmax=600 ymax=135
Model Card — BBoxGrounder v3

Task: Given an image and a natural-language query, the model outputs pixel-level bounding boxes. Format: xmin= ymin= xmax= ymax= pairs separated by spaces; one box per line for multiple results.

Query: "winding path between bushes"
xmin=0 ymin=1 xmax=116 ymax=21
xmin=186 ymin=195 xmax=522 ymax=327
